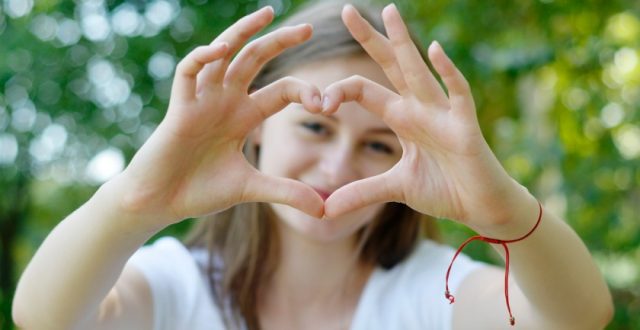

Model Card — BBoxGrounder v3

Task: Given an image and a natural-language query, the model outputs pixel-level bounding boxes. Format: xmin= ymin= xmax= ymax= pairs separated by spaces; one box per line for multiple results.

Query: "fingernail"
xmin=258 ymin=5 xmax=274 ymax=16
xmin=296 ymin=23 xmax=313 ymax=35
xmin=432 ymin=40 xmax=446 ymax=56
xmin=322 ymin=95 xmax=331 ymax=112
xmin=313 ymin=94 xmax=322 ymax=108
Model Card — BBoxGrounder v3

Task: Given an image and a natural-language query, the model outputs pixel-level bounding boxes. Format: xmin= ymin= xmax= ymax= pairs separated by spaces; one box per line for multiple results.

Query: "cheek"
xmin=257 ymin=127 xmax=314 ymax=178
xmin=359 ymin=156 xmax=398 ymax=179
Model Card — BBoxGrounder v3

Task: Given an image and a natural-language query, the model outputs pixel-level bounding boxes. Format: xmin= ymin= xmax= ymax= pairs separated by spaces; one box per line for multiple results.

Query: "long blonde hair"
xmin=184 ymin=1 xmax=437 ymax=328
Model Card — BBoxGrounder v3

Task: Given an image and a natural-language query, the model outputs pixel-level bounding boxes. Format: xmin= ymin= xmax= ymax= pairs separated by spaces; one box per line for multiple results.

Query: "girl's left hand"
xmin=323 ymin=4 xmax=535 ymax=235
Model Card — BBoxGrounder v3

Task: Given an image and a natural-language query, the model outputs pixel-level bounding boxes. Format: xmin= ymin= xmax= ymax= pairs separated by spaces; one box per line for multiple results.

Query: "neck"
xmin=284 ymin=230 xmax=364 ymax=295
xmin=259 ymin=219 xmax=374 ymax=326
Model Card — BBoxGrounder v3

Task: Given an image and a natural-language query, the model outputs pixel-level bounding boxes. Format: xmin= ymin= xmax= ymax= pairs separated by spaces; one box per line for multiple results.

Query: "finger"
xmin=382 ymin=4 xmax=448 ymax=104
xmin=197 ymin=6 xmax=275 ymax=91
xmin=324 ymin=172 xmax=401 ymax=219
xmin=172 ymin=43 xmax=229 ymax=101
xmin=242 ymin=172 xmax=325 ymax=218
xmin=342 ymin=4 xmax=408 ymax=94
xmin=225 ymin=23 xmax=313 ymax=90
xmin=428 ymin=41 xmax=476 ymax=116
xmin=322 ymin=75 xmax=400 ymax=120
xmin=249 ymin=77 xmax=323 ymax=119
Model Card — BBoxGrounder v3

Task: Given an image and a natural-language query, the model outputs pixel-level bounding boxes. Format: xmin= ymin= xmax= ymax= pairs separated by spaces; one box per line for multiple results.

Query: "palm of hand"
xmin=385 ymin=96 xmax=506 ymax=223
xmin=322 ymin=5 xmax=520 ymax=229
xmin=148 ymin=92 xmax=260 ymax=220
xmin=391 ymin=97 xmax=481 ymax=218
xmin=117 ymin=8 xmax=325 ymax=226
xmin=120 ymin=86 xmax=264 ymax=224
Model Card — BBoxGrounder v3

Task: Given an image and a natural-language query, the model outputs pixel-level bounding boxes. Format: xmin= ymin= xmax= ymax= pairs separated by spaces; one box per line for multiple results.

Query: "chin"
xmin=270 ymin=204 xmax=380 ymax=243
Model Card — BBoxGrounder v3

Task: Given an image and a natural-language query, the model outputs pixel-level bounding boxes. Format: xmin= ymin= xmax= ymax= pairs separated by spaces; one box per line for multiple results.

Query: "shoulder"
xmin=351 ymin=239 xmax=486 ymax=330
xmin=127 ymin=237 xmax=226 ymax=330
xmin=128 ymin=237 xmax=200 ymax=285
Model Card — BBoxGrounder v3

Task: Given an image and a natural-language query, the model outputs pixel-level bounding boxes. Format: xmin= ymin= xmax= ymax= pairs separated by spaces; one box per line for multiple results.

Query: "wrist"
xmin=469 ymin=183 xmax=541 ymax=240
xmin=445 ymin=191 xmax=544 ymax=327
xmin=92 ymin=174 xmax=173 ymax=235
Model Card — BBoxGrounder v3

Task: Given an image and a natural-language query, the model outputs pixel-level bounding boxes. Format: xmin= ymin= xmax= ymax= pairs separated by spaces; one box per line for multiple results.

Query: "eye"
xmin=366 ymin=141 xmax=394 ymax=155
xmin=301 ymin=121 xmax=330 ymax=136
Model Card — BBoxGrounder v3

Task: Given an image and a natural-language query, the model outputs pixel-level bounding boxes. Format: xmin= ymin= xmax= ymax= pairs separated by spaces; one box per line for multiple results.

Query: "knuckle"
xmin=253 ymin=100 xmax=270 ymax=121
xmin=347 ymin=75 xmax=366 ymax=93
xmin=359 ymin=29 xmax=373 ymax=44
xmin=380 ymin=57 xmax=397 ymax=72
xmin=405 ymin=70 xmax=423 ymax=83
xmin=237 ymin=28 xmax=255 ymax=42
xmin=350 ymin=74 xmax=365 ymax=83
xmin=176 ymin=58 xmax=189 ymax=72
xmin=278 ymin=76 xmax=299 ymax=86
xmin=176 ymin=58 xmax=195 ymax=75
xmin=273 ymin=36 xmax=290 ymax=52
xmin=243 ymin=41 xmax=259 ymax=55
xmin=242 ymin=43 xmax=266 ymax=63
xmin=459 ymin=79 xmax=471 ymax=93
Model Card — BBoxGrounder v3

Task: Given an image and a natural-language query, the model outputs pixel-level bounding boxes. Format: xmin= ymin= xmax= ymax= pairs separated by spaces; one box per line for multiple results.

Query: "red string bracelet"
xmin=444 ymin=200 xmax=543 ymax=326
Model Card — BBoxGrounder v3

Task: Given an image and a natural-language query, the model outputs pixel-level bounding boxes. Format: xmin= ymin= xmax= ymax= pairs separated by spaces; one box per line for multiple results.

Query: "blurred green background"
xmin=0 ymin=0 xmax=638 ymax=328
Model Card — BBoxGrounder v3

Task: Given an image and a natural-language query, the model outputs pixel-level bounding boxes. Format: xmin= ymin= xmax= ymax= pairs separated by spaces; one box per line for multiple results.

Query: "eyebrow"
xmin=324 ymin=115 xmax=395 ymax=135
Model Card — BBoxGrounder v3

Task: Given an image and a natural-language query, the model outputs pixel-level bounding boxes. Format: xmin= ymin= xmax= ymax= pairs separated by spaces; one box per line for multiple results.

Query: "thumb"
xmin=324 ymin=172 xmax=400 ymax=219
xmin=242 ymin=171 xmax=324 ymax=218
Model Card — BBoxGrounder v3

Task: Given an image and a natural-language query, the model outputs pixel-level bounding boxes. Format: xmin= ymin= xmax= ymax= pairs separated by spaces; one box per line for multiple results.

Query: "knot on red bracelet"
xmin=444 ymin=290 xmax=455 ymax=304
xmin=444 ymin=200 xmax=543 ymax=327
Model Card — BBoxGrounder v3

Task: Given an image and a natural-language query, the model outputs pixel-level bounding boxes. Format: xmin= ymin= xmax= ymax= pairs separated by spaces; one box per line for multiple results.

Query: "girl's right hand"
xmin=112 ymin=6 xmax=324 ymax=229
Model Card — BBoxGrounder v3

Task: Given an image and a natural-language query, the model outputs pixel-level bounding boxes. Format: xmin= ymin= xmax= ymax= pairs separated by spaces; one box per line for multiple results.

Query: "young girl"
xmin=13 ymin=1 xmax=613 ymax=329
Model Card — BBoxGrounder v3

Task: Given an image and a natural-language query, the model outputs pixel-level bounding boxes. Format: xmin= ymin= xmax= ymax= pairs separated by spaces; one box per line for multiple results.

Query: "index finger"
xmin=249 ymin=77 xmax=322 ymax=120
xmin=172 ymin=43 xmax=228 ymax=101
xmin=322 ymin=75 xmax=400 ymax=121
xmin=197 ymin=6 xmax=275 ymax=89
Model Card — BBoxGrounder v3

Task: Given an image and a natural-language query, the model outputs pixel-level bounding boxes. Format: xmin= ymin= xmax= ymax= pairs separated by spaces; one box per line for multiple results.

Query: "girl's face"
xmin=257 ymin=55 xmax=401 ymax=242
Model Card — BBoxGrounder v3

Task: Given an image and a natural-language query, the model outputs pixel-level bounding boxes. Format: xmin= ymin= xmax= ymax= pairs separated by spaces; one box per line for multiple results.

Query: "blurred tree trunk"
xmin=0 ymin=171 xmax=29 ymax=329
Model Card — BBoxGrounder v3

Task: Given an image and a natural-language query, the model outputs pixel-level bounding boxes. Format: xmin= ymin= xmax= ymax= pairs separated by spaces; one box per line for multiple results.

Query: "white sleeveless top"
xmin=128 ymin=237 xmax=483 ymax=330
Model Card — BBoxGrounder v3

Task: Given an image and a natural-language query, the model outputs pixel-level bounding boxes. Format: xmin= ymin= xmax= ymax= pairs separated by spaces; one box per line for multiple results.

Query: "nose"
xmin=319 ymin=141 xmax=360 ymax=189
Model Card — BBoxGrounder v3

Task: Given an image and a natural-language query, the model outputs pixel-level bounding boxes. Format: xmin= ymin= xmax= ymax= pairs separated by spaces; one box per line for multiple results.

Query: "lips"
xmin=312 ymin=187 xmax=332 ymax=201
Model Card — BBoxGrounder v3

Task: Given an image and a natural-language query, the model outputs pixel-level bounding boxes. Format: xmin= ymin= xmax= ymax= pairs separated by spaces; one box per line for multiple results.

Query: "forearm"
xmin=478 ymin=190 xmax=613 ymax=328
xmin=12 ymin=176 xmax=162 ymax=329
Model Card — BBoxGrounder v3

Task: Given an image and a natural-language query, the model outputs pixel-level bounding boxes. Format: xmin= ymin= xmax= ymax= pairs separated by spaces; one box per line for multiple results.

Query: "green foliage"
xmin=1 ymin=0 xmax=638 ymax=329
